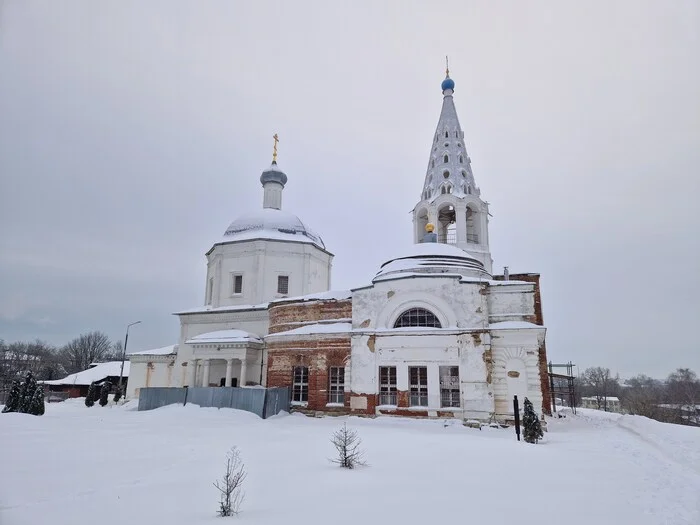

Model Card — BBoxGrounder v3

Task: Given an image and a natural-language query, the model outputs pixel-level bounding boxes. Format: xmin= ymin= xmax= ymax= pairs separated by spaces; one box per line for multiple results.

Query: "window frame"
xmin=292 ymin=366 xmax=309 ymax=404
xmin=231 ymin=273 xmax=243 ymax=296
xmin=439 ymin=366 xmax=460 ymax=408
xmin=277 ymin=275 xmax=289 ymax=295
xmin=409 ymin=366 xmax=428 ymax=407
xmin=378 ymin=366 xmax=398 ymax=406
xmin=328 ymin=366 xmax=345 ymax=405
xmin=393 ymin=308 xmax=442 ymax=329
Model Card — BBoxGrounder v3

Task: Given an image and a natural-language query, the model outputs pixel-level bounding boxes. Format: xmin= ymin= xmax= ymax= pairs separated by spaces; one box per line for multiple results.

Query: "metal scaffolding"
xmin=548 ymin=361 xmax=576 ymax=414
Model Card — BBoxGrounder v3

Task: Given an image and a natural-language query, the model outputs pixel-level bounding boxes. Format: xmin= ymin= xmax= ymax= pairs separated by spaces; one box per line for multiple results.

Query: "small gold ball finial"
xmin=425 ymin=223 xmax=435 ymax=233
xmin=272 ymin=133 xmax=279 ymax=163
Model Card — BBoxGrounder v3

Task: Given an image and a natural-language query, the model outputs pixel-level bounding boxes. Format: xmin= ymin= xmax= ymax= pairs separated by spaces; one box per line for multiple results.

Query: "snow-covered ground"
xmin=1 ymin=402 xmax=698 ymax=525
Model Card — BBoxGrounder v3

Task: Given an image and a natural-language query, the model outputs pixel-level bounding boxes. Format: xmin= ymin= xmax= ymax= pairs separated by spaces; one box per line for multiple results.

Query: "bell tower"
xmin=412 ymin=65 xmax=493 ymax=274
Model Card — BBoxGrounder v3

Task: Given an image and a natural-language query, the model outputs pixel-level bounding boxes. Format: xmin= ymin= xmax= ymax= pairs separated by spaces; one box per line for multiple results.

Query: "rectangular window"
xmin=328 ymin=367 xmax=344 ymax=404
xmin=292 ymin=366 xmax=309 ymax=403
xmin=277 ymin=275 xmax=289 ymax=295
xmin=439 ymin=366 xmax=460 ymax=408
xmin=379 ymin=366 xmax=397 ymax=406
xmin=231 ymin=274 xmax=243 ymax=295
xmin=409 ymin=366 xmax=428 ymax=407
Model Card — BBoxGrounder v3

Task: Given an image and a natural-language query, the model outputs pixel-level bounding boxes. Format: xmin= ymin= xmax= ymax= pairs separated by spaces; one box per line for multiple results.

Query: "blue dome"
xmin=441 ymin=77 xmax=455 ymax=92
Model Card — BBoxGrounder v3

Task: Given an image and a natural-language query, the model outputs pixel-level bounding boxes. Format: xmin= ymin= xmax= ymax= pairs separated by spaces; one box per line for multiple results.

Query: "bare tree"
xmin=330 ymin=422 xmax=366 ymax=469
xmin=580 ymin=367 xmax=620 ymax=411
xmin=621 ymin=375 xmax=664 ymax=419
xmin=665 ymin=368 xmax=700 ymax=425
xmin=60 ymin=331 xmax=112 ymax=373
xmin=213 ymin=446 xmax=246 ymax=517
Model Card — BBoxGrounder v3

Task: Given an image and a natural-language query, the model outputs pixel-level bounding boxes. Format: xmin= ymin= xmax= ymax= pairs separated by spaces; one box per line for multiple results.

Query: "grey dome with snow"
xmin=260 ymin=162 xmax=288 ymax=187
xmin=220 ymin=208 xmax=325 ymax=250
xmin=374 ymin=242 xmax=491 ymax=282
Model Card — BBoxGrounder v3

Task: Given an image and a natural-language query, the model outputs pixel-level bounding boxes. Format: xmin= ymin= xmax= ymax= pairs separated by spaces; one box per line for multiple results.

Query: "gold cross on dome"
xmin=272 ymin=133 xmax=279 ymax=163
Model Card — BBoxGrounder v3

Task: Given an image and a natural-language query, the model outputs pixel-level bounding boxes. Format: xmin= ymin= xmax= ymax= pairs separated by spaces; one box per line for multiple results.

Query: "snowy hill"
xmin=1 ymin=403 xmax=698 ymax=525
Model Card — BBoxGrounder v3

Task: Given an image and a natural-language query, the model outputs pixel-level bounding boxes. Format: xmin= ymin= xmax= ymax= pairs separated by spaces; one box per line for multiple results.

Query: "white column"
xmin=188 ymin=359 xmax=197 ymax=387
xmin=455 ymin=203 xmax=467 ymax=244
xmin=225 ymin=359 xmax=234 ymax=387
xmin=202 ymin=359 xmax=211 ymax=387
xmin=239 ymin=358 xmax=247 ymax=387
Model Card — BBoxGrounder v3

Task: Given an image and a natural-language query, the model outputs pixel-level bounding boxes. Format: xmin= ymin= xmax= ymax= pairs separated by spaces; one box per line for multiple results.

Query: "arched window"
xmin=443 ymin=154 xmax=449 ymax=164
xmin=467 ymin=186 xmax=472 ymax=195
xmin=394 ymin=308 xmax=442 ymax=328
xmin=459 ymin=155 xmax=463 ymax=163
xmin=441 ymin=186 xmax=446 ymax=195
xmin=444 ymin=131 xmax=449 ymax=138
xmin=443 ymin=170 xmax=450 ymax=179
xmin=431 ymin=159 xmax=435 ymax=168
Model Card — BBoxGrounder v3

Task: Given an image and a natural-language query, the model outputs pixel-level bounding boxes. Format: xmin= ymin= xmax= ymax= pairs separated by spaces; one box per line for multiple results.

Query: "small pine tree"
xmin=18 ymin=372 xmax=37 ymax=414
xmin=85 ymin=382 xmax=97 ymax=407
xmin=2 ymin=379 xmax=21 ymax=413
xmin=113 ymin=385 xmax=122 ymax=404
xmin=522 ymin=397 xmax=544 ymax=444
xmin=330 ymin=422 xmax=366 ymax=469
xmin=29 ymin=385 xmax=45 ymax=416
xmin=99 ymin=381 xmax=111 ymax=407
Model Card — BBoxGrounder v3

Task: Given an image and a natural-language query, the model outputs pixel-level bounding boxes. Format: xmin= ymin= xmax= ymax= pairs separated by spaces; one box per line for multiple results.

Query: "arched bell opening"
xmin=437 ymin=204 xmax=457 ymax=245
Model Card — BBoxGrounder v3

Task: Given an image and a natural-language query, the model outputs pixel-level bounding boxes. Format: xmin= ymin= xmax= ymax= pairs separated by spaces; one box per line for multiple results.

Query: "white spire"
xmin=412 ymin=68 xmax=493 ymax=274
xmin=420 ymin=73 xmax=479 ymax=201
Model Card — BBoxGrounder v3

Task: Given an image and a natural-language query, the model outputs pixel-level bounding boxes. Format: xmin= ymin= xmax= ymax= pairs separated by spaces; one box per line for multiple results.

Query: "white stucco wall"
xmin=487 ymin=282 xmax=536 ymax=323
xmin=205 ymin=240 xmax=332 ymax=308
xmin=126 ymin=356 xmax=177 ymax=399
xmin=490 ymin=327 xmax=546 ymax=418
xmin=352 ymin=276 xmax=489 ymax=330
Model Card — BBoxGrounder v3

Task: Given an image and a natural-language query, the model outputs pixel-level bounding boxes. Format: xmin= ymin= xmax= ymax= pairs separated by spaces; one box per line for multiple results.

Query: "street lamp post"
xmin=118 ymin=321 xmax=141 ymax=397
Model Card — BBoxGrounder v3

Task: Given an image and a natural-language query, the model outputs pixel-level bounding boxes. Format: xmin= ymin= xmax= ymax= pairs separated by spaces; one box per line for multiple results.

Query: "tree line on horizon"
xmin=574 ymin=366 xmax=700 ymax=427
xmin=0 ymin=331 xmax=124 ymax=390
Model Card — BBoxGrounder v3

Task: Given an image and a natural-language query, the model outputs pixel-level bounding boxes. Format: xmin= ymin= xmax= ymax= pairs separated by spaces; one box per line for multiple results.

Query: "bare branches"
xmin=213 ymin=446 xmax=246 ymax=517
xmin=330 ymin=422 xmax=366 ymax=469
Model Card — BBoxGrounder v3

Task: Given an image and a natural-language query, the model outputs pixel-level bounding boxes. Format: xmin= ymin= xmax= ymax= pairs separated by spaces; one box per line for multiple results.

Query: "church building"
xmin=127 ymin=69 xmax=551 ymax=422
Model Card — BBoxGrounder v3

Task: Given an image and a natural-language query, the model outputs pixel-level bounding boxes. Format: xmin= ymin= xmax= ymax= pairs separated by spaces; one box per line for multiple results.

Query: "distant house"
xmin=581 ymin=396 xmax=622 ymax=413
xmin=42 ymin=361 xmax=130 ymax=399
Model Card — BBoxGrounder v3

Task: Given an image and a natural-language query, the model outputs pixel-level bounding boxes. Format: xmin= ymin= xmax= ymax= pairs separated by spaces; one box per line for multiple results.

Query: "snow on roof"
xmin=128 ymin=344 xmax=177 ymax=356
xmin=269 ymin=290 xmax=352 ymax=304
xmin=489 ymin=321 xmax=543 ymax=329
xmin=216 ymin=208 xmax=326 ymax=250
xmin=374 ymin=243 xmax=490 ymax=282
xmin=174 ymin=303 xmax=269 ymax=315
xmin=266 ymin=322 xmax=352 ymax=337
xmin=582 ymin=396 xmax=620 ymax=402
xmin=186 ymin=330 xmax=263 ymax=345
xmin=43 ymin=361 xmax=129 ymax=386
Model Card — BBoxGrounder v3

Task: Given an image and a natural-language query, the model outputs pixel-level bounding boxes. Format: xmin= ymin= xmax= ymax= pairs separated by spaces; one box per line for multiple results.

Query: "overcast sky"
xmin=1 ymin=1 xmax=698 ymax=379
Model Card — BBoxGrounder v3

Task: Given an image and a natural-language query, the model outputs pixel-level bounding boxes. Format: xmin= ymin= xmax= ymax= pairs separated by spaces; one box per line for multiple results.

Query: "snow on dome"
xmin=219 ymin=208 xmax=325 ymax=250
xmin=374 ymin=242 xmax=491 ymax=282
xmin=260 ymin=162 xmax=288 ymax=187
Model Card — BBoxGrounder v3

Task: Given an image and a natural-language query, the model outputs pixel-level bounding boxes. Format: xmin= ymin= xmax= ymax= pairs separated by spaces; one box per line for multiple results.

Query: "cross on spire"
xmin=445 ymin=55 xmax=450 ymax=77
xmin=272 ymin=133 xmax=279 ymax=163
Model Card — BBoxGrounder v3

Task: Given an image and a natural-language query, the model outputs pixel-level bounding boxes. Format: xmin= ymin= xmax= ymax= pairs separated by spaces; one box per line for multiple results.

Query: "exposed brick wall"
xmin=268 ymin=299 xmax=352 ymax=334
xmin=493 ymin=272 xmax=552 ymax=415
xmin=267 ymin=338 xmax=351 ymax=413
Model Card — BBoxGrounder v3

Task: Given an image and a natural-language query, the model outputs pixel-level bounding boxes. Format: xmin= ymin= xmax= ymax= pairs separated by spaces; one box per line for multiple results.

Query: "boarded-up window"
xmin=232 ymin=274 xmax=243 ymax=295
xmin=277 ymin=275 xmax=289 ymax=295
